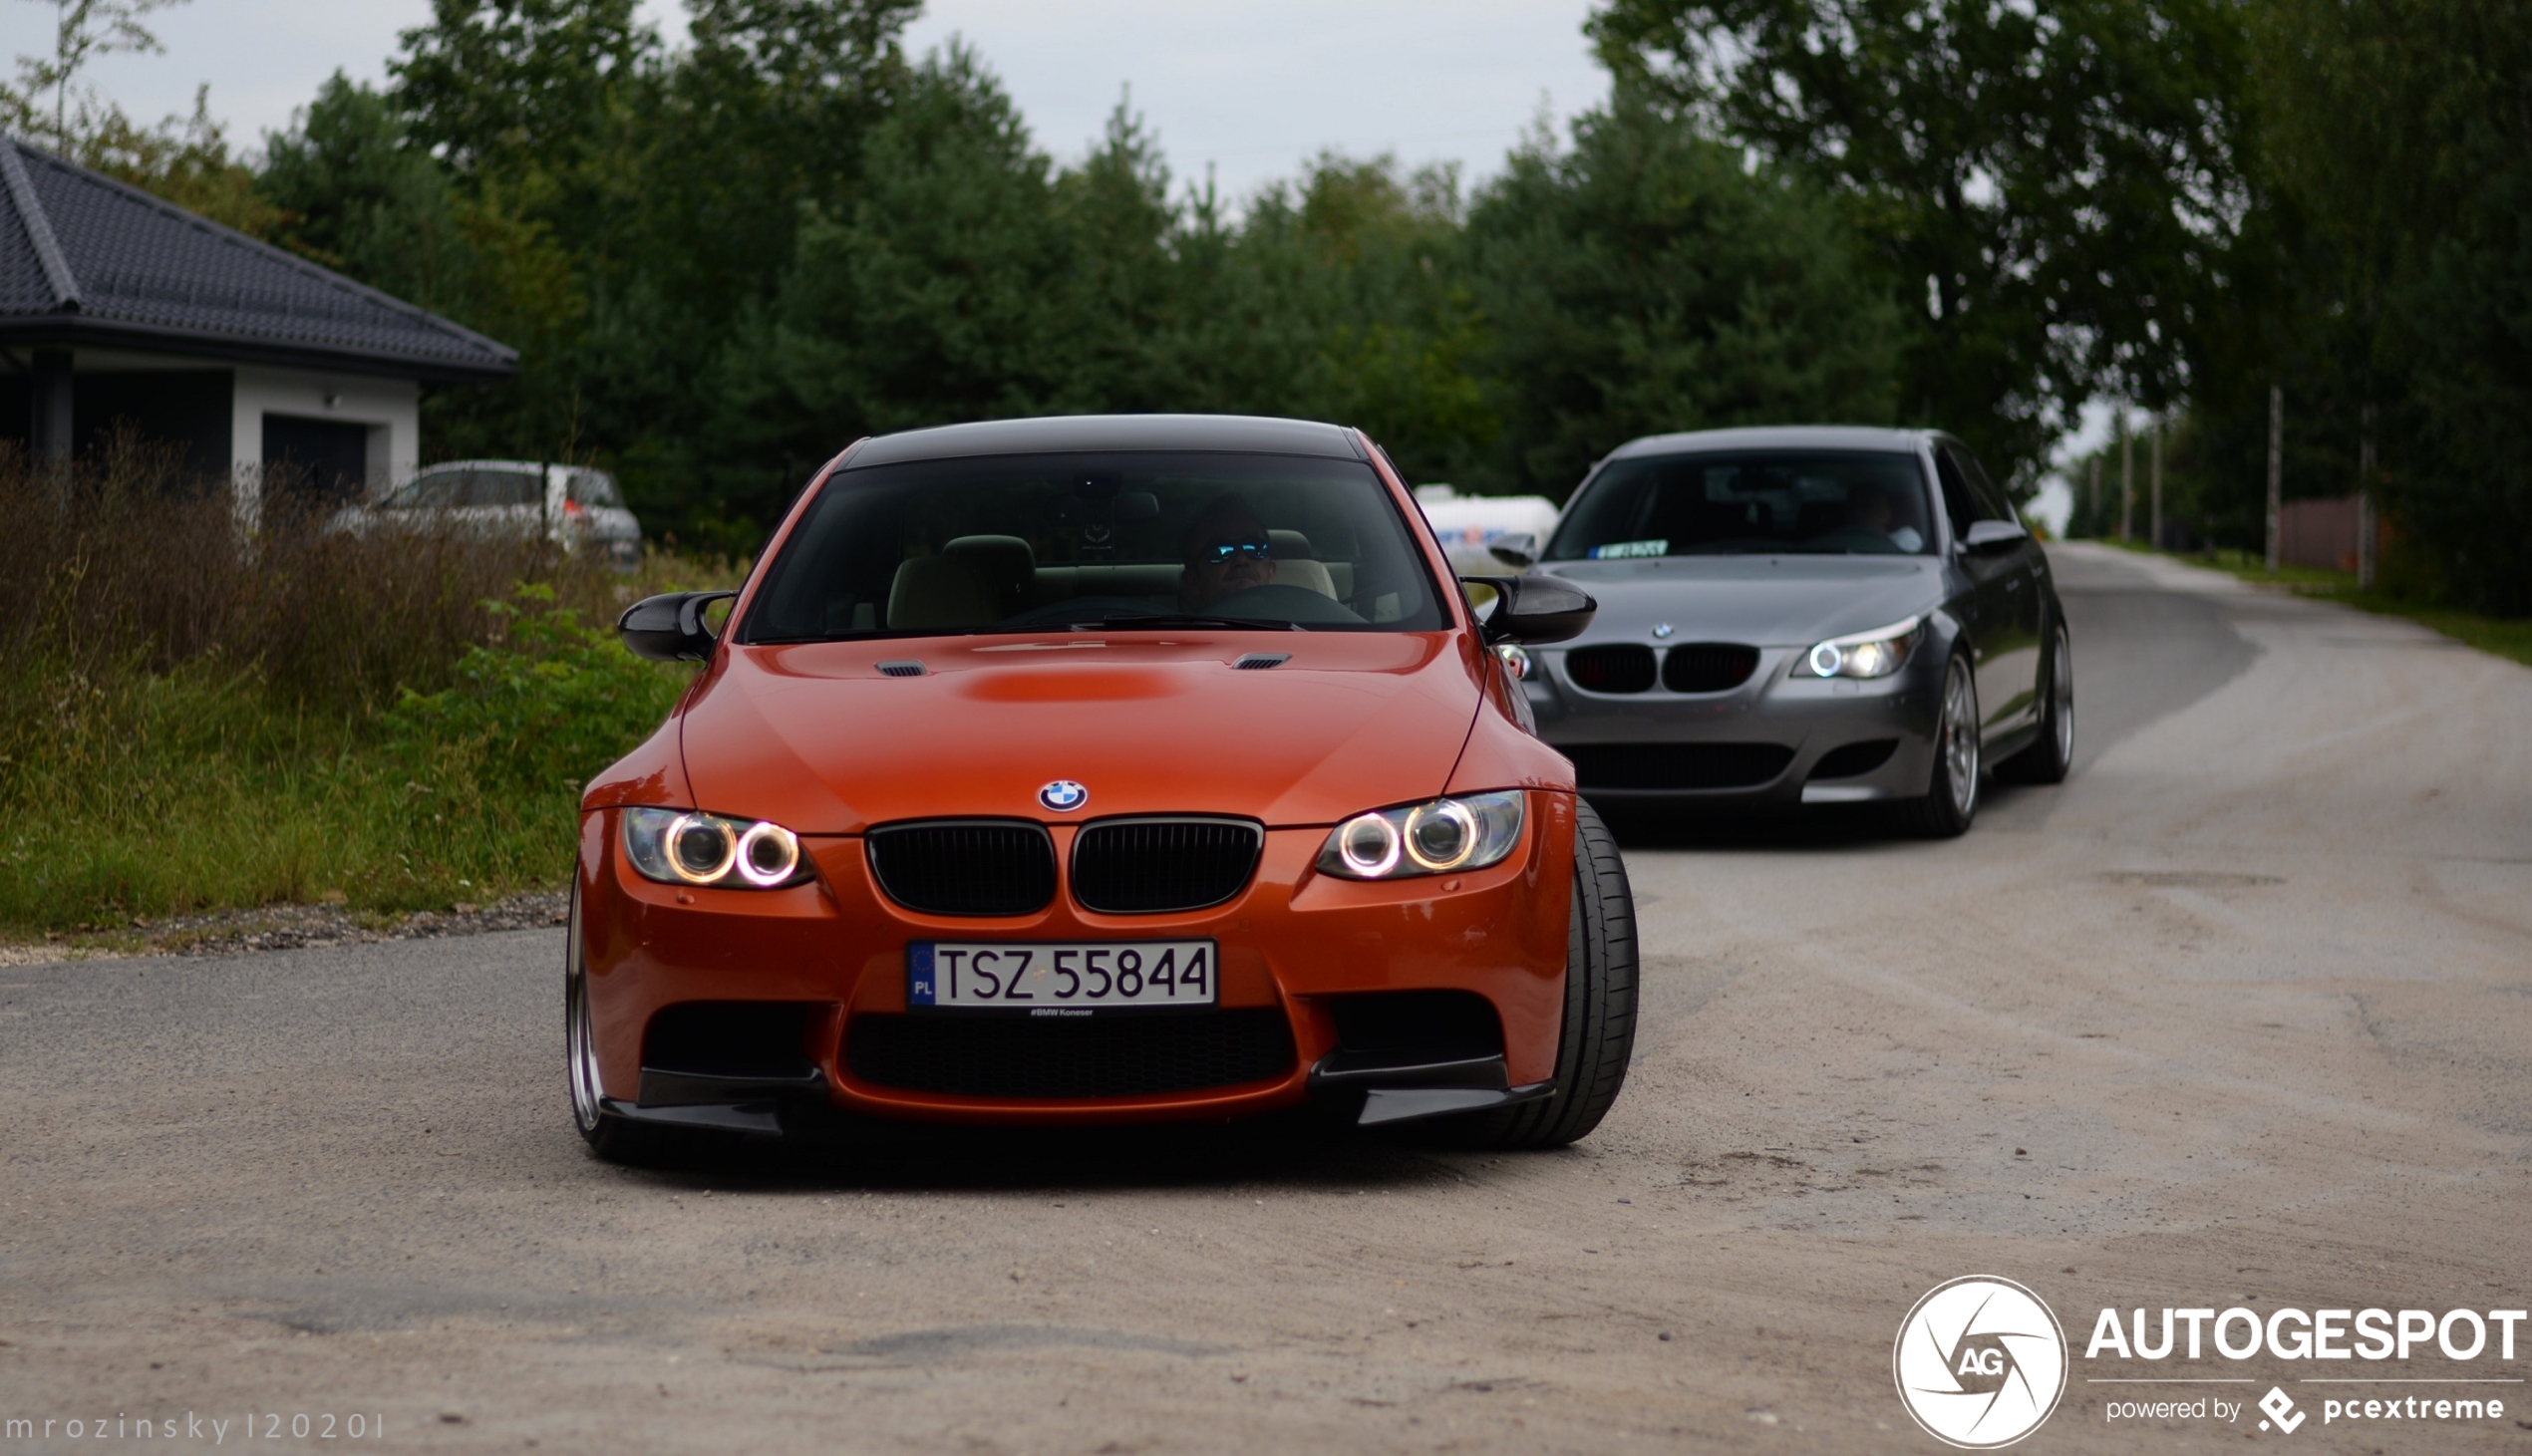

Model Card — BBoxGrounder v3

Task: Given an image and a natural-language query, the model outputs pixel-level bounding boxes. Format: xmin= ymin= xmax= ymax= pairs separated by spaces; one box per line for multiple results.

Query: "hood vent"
xmin=875 ymin=660 xmax=927 ymax=678
xmin=1232 ymin=653 xmax=1289 ymax=670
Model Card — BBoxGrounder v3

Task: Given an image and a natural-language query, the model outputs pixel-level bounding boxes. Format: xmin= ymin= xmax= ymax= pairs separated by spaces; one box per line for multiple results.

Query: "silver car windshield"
xmin=741 ymin=451 xmax=1451 ymax=641
xmin=1547 ymin=450 xmax=1937 ymax=559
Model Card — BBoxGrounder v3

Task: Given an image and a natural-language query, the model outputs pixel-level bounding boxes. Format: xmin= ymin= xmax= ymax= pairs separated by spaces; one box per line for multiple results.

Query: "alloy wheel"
xmin=565 ymin=888 xmax=603 ymax=1132
xmin=1943 ymin=662 xmax=1980 ymax=818
xmin=2051 ymin=629 xmax=2075 ymax=765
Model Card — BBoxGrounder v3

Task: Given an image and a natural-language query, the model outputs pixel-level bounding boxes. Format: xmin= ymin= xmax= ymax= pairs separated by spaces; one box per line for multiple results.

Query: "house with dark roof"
xmin=0 ymin=135 xmax=514 ymax=516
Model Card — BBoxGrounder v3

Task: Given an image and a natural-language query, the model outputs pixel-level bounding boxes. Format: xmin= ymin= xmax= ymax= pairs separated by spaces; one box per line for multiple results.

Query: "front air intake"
xmin=1562 ymin=742 xmax=1795 ymax=790
xmin=864 ymin=820 xmax=1057 ymax=916
xmin=847 ymin=1009 xmax=1297 ymax=1098
xmin=1071 ymin=817 xmax=1264 ymax=914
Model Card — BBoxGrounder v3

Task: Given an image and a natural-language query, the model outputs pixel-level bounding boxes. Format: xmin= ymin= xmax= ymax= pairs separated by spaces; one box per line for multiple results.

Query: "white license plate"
xmin=907 ymin=941 xmax=1218 ymax=1015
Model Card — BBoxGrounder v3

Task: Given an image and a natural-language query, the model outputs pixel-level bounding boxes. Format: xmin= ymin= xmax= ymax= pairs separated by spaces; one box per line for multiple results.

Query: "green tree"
xmin=1463 ymin=90 xmax=1900 ymax=496
xmin=1588 ymin=0 xmax=2251 ymax=490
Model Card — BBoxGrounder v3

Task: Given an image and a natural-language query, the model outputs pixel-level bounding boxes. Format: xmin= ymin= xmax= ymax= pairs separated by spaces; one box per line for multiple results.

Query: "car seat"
xmin=943 ymin=534 xmax=1036 ymax=614
xmin=1266 ymin=528 xmax=1338 ymax=600
xmin=886 ymin=553 xmax=998 ymax=629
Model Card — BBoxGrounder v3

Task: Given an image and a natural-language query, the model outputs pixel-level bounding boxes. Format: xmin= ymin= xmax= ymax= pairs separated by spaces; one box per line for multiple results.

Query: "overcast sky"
xmin=13 ymin=0 xmax=1609 ymax=204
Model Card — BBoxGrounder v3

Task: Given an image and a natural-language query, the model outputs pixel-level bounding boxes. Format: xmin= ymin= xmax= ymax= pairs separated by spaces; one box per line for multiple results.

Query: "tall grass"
xmin=0 ymin=444 xmax=737 ymax=932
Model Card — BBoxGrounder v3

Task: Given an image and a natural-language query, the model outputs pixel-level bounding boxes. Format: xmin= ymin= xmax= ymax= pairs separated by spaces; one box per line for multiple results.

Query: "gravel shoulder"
xmin=3 ymin=543 xmax=2527 ymax=1453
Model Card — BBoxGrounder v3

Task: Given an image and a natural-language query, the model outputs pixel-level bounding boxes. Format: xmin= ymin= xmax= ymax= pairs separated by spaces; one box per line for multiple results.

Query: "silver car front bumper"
xmin=1527 ymin=645 xmax=1943 ymax=807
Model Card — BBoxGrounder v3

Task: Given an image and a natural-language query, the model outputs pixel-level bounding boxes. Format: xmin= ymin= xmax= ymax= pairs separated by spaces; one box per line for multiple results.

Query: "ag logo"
xmin=1893 ymin=1276 xmax=2067 ymax=1448
xmin=1037 ymin=779 xmax=1089 ymax=812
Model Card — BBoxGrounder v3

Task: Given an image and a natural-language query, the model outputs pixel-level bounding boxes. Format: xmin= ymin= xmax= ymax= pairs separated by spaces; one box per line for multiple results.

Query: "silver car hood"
xmin=1536 ymin=556 xmax=1944 ymax=648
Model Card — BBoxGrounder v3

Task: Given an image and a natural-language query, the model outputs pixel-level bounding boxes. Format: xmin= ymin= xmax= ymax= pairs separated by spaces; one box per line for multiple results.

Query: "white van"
xmin=1413 ymin=484 xmax=1562 ymax=575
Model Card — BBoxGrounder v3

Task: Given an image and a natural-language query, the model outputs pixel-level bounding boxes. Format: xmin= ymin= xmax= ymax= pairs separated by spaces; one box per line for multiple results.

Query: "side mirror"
xmin=1488 ymin=532 xmax=1538 ymax=569
xmin=1460 ymin=574 xmax=1595 ymax=645
xmin=619 ymin=590 xmax=737 ymax=662
xmin=1961 ymin=519 xmax=2030 ymax=552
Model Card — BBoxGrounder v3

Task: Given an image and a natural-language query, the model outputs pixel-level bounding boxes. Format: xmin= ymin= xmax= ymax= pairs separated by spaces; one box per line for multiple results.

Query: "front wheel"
xmin=1998 ymin=621 xmax=2074 ymax=784
xmin=1891 ymin=654 xmax=1981 ymax=837
xmin=566 ymin=882 xmax=691 ymax=1165
xmin=1464 ymin=797 xmax=1638 ymax=1150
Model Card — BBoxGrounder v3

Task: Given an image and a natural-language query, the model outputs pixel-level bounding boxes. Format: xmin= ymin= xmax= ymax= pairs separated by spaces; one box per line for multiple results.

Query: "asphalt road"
xmin=5 ymin=544 xmax=2528 ymax=1453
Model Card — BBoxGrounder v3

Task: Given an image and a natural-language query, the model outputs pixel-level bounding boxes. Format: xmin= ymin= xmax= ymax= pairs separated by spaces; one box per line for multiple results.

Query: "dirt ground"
xmin=3 ymin=544 xmax=2527 ymax=1453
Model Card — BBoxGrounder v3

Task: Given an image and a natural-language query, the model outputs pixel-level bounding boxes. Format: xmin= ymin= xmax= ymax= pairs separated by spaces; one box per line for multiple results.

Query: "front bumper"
xmin=1528 ymin=645 xmax=1942 ymax=807
xmin=574 ymin=792 xmax=1576 ymax=1130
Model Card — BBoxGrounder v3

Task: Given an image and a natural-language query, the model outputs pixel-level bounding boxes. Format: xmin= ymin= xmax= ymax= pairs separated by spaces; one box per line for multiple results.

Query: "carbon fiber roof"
xmin=0 ymin=136 xmax=514 ymax=380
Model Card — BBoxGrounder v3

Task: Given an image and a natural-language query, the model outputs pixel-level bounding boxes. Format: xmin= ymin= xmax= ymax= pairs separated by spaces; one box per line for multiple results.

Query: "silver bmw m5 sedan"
xmin=1508 ymin=426 xmax=2073 ymax=835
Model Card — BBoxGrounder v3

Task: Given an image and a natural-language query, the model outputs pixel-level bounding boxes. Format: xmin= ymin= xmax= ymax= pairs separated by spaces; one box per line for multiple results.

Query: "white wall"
xmin=230 ymin=365 xmax=421 ymax=525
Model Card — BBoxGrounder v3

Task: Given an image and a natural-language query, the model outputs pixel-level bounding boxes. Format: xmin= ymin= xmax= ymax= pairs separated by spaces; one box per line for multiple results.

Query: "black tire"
xmin=1998 ymin=619 xmax=2074 ymax=784
xmin=1891 ymin=653 xmax=1981 ymax=837
xmin=565 ymin=882 xmax=696 ymax=1166
xmin=1463 ymin=797 xmax=1638 ymax=1150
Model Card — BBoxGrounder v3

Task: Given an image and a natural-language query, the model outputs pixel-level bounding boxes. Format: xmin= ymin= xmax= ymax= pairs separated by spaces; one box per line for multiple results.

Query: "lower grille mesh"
xmin=865 ymin=821 xmax=1056 ymax=916
xmin=1563 ymin=742 xmax=1795 ymax=790
xmin=847 ymin=1010 xmax=1297 ymax=1098
xmin=1072 ymin=818 xmax=1262 ymax=914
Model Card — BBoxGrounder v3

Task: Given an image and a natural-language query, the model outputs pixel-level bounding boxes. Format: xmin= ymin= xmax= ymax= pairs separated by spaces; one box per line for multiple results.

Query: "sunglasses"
xmin=1198 ymin=538 xmax=1273 ymax=564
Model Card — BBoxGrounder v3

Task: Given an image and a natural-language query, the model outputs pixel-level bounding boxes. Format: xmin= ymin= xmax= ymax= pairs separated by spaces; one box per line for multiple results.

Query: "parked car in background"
xmin=327 ymin=460 xmax=642 ymax=568
xmin=1517 ymin=426 xmax=2073 ymax=836
xmin=1413 ymin=483 xmax=1561 ymax=576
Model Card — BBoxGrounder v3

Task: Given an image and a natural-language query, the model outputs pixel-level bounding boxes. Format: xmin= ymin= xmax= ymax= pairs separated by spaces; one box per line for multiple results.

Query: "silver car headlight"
xmin=623 ymin=807 xmax=811 ymax=889
xmin=1793 ymin=616 xmax=1924 ymax=680
xmin=1317 ymin=790 xmax=1526 ymax=880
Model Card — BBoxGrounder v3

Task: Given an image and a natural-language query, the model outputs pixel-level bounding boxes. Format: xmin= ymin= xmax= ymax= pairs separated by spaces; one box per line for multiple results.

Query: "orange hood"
xmin=672 ymin=633 xmax=1483 ymax=832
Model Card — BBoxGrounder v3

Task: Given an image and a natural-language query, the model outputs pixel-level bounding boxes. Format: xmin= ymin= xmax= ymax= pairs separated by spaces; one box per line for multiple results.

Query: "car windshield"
xmin=741 ymin=451 xmax=1450 ymax=641
xmin=1546 ymin=450 xmax=1937 ymax=559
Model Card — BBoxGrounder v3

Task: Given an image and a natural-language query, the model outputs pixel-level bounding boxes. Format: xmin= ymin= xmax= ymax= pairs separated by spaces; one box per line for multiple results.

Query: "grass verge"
xmin=1 ymin=451 xmax=742 ymax=944
xmin=2088 ymin=538 xmax=2532 ymax=670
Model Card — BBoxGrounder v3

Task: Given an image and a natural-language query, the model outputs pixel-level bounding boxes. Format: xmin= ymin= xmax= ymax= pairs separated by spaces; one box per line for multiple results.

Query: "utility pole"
xmin=2087 ymin=457 xmax=2100 ymax=535
xmin=2150 ymin=417 xmax=2163 ymax=551
xmin=2266 ymin=387 xmax=2284 ymax=573
xmin=2357 ymin=403 xmax=2376 ymax=590
xmin=2118 ymin=413 xmax=2133 ymax=542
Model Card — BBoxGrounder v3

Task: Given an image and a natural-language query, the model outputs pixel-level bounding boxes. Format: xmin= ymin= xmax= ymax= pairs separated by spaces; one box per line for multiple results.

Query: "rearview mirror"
xmin=1459 ymin=575 xmax=1595 ymax=645
xmin=1961 ymin=519 xmax=2030 ymax=552
xmin=619 ymin=590 xmax=737 ymax=662
xmin=1488 ymin=532 xmax=1538 ymax=569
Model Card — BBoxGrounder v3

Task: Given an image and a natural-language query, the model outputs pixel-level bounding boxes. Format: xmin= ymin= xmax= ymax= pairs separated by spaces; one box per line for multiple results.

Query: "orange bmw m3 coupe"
xmin=567 ymin=415 xmax=1636 ymax=1161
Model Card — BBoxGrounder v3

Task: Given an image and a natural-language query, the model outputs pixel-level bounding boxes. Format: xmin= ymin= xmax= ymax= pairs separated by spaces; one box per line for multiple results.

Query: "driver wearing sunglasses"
xmin=1178 ymin=493 xmax=1279 ymax=611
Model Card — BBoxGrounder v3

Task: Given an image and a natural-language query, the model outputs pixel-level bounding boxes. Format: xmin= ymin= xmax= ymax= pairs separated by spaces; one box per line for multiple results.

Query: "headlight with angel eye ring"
xmin=1316 ymin=790 xmax=1526 ymax=880
xmin=622 ymin=807 xmax=812 ymax=889
xmin=1792 ymin=616 xmax=1925 ymax=680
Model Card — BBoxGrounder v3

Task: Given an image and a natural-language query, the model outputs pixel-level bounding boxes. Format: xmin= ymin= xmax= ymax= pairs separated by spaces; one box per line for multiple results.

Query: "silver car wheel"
xmin=564 ymin=886 xmax=604 ymax=1132
xmin=1943 ymin=660 xmax=1980 ymax=819
xmin=2050 ymin=627 xmax=2075 ymax=766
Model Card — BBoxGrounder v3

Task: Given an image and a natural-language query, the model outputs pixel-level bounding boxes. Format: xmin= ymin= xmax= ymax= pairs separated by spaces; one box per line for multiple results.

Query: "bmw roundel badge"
xmin=1038 ymin=779 xmax=1089 ymax=812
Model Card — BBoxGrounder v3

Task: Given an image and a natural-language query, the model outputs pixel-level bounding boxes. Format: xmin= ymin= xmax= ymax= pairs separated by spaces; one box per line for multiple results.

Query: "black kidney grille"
xmin=1071 ymin=818 xmax=1263 ymax=914
xmin=847 ymin=1009 xmax=1297 ymax=1098
xmin=864 ymin=820 xmax=1056 ymax=916
xmin=1662 ymin=643 xmax=1760 ymax=694
xmin=1563 ymin=644 xmax=1656 ymax=694
xmin=1563 ymin=742 xmax=1796 ymax=790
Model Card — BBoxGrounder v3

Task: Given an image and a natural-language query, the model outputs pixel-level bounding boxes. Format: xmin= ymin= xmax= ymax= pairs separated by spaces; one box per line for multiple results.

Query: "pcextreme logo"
xmin=1894 ymin=1276 xmax=2070 ymax=1448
